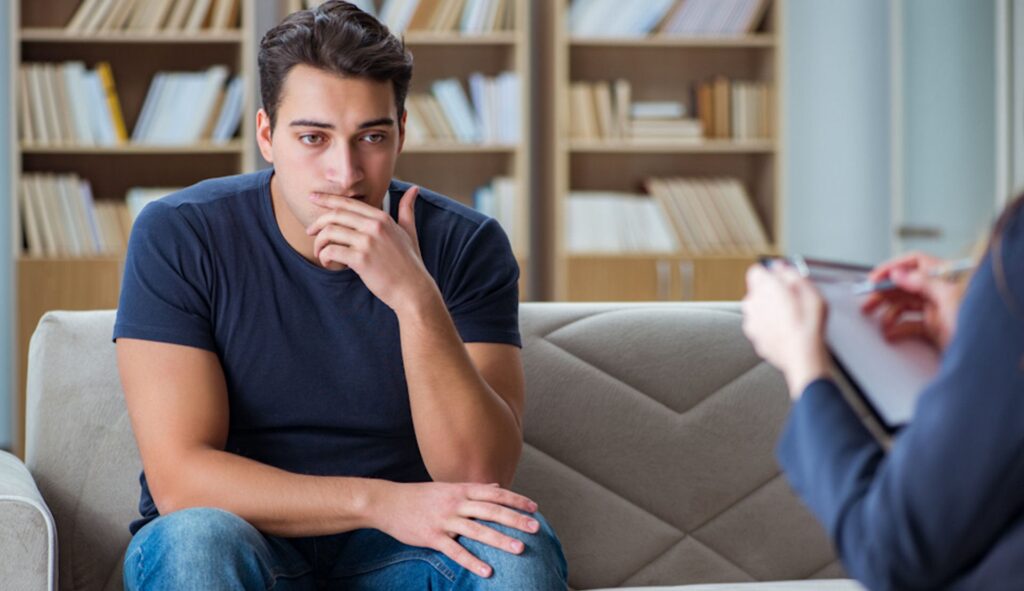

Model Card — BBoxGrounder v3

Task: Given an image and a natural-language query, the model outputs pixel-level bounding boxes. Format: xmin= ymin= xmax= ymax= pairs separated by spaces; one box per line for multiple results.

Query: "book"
xmin=210 ymin=0 xmax=241 ymax=30
xmin=63 ymin=62 xmax=96 ymax=145
xmin=431 ymin=78 xmax=481 ymax=143
xmin=644 ymin=177 xmax=769 ymax=254
xmin=19 ymin=180 xmax=43 ymax=258
xmin=17 ymin=66 xmax=35 ymax=145
xmin=167 ymin=0 xmax=198 ymax=30
xmin=39 ymin=64 xmax=65 ymax=144
xmin=96 ymin=62 xmax=129 ymax=143
xmin=185 ymin=0 xmax=215 ymax=31
xmin=567 ymin=191 xmax=678 ymax=253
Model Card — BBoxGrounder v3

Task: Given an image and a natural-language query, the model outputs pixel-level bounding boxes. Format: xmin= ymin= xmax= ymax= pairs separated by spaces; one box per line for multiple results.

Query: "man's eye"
xmin=362 ymin=133 xmax=385 ymax=144
xmin=300 ymin=134 xmax=323 ymax=145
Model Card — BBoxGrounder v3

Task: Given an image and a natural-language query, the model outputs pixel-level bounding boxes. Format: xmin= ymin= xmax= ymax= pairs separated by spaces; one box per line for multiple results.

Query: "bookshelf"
xmin=9 ymin=0 xmax=257 ymax=456
xmin=549 ymin=0 xmax=784 ymax=302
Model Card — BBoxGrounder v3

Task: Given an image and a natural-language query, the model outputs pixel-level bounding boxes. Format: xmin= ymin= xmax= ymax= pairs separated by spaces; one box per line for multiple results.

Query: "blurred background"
xmin=0 ymin=0 xmax=1016 ymax=453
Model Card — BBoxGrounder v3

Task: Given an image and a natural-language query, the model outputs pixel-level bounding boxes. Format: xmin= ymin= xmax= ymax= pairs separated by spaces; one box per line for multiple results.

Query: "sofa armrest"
xmin=0 ymin=450 xmax=56 ymax=590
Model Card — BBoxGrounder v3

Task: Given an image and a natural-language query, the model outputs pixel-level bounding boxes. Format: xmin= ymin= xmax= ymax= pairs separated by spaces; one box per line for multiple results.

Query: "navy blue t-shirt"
xmin=113 ymin=168 xmax=521 ymax=535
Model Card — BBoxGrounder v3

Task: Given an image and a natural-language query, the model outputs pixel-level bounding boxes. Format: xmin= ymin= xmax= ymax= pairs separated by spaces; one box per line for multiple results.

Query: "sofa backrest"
xmin=24 ymin=304 xmax=841 ymax=591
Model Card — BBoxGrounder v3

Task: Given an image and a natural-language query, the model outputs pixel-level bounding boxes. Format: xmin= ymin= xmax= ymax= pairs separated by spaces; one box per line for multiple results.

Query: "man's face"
xmin=257 ymin=64 xmax=405 ymax=228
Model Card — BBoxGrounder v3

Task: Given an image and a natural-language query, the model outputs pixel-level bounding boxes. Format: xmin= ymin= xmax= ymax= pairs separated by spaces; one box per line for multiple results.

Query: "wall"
xmin=1 ymin=1 xmax=13 ymax=450
xmin=783 ymin=0 xmax=893 ymax=265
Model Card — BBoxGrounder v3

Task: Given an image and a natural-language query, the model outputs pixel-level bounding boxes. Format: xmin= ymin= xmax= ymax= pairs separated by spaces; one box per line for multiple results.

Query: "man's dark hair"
xmin=258 ymin=0 xmax=414 ymax=132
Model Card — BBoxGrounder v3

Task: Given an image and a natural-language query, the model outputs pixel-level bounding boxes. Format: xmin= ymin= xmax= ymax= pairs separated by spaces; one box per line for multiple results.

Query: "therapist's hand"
xmin=742 ymin=263 xmax=830 ymax=400
xmin=860 ymin=252 xmax=966 ymax=351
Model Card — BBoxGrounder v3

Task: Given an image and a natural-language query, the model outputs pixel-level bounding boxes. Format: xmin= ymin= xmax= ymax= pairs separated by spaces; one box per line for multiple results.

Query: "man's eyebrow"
xmin=288 ymin=118 xmax=395 ymax=130
xmin=289 ymin=119 xmax=334 ymax=129
xmin=357 ymin=118 xmax=395 ymax=130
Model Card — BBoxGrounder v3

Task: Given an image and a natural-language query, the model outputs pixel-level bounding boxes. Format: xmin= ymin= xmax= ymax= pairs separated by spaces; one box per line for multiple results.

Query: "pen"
xmin=853 ymin=258 xmax=975 ymax=295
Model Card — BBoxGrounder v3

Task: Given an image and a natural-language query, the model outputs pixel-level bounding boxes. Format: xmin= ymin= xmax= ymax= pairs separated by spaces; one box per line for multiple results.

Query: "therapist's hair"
xmin=258 ymin=0 xmax=414 ymax=133
xmin=990 ymin=193 xmax=1024 ymax=319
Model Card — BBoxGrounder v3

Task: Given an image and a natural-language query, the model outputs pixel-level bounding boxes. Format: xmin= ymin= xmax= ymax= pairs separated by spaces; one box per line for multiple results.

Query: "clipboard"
xmin=762 ymin=256 xmax=942 ymax=432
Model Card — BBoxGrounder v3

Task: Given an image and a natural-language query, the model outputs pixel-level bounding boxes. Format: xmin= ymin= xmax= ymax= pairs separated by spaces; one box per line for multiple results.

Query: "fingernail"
xmin=528 ymin=519 xmax=539 ymax=530
xmin=479 ymin=566 xmax=491 ymax=577
xmin=510 ymin=541 xmax=523 ymax=552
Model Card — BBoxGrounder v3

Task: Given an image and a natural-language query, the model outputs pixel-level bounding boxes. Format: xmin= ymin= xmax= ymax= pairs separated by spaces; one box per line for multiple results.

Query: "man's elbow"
xmin=425 ymin=454 xmax=519 ymax=488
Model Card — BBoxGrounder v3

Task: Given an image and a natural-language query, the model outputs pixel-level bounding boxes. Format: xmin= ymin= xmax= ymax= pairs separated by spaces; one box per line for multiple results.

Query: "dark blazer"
xmin=777 ymin=207 xmax=1024 ymax=590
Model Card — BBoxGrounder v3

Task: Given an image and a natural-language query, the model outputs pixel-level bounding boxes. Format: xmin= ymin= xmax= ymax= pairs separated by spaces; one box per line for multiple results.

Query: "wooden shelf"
xmin=570 ymin=34 xmax=776 ymax=48
xmin=403 ymin=143 xmax=518 ymax=154
xmin=19 ymin=28 xmax=245 ymax=43
xmin=568 ymin=252 xmax=770 ymax=260
xmin=17 ymin=255 xmax=124 ymax=264
xmin=551 ymin=0 xmax=782 ymax=302
xmin=403 ymin=31 xmax=517 ymax=46
xmin=20 ymin=142 xmax=245 ymax=155
xmin=569 ymin=139 xmax=776 ymax=154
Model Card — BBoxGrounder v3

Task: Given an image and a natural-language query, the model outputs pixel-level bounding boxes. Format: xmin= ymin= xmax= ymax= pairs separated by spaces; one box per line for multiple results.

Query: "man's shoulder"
xmin=160 ymin=169 xmax=269 ymax=210
xmin=132 ymin=169 xmax=269 ymax=245
xmin=389 ymin=179 xmax=489 ymax=229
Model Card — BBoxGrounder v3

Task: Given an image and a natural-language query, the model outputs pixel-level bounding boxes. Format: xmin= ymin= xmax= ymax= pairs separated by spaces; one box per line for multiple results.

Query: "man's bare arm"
xmin=307 ymin=187 xmax=526 ymax=487
xmin=397 ymin=300 xmax=524 ymax=487
xmin=118 ymin=337 xmax=384 ymax=537
xmin=117 ymin=337 xmax=535 ymax=573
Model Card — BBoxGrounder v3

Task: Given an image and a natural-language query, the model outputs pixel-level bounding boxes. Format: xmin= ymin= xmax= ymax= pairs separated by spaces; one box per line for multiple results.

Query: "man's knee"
xmin=461 ymin=511 xmax=568 ymax=589
xmin=138 ymin=507 xmax=258 ymax=550
xmin=124 ymin=508 xmax=270 ymax=589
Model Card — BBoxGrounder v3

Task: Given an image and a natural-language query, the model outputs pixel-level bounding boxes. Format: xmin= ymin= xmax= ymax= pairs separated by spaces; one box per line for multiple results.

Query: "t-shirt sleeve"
xmin=440 ymin=217 xmax=521 ymax=347
xmin=112 ymin=201 xmax=218 ymax=352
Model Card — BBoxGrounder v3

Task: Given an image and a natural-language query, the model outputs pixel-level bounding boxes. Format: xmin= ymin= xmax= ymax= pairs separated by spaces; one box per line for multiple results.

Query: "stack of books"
xmin=17 ymin=173 xmax=139 ymax=258
xmin=404 ymin=72 xmax=520 ymax=145
xmin=472 ymin=177 xmax=525 ymax=255
xmin=304 ymin=0 xmax=377 ymax=14
xmin=695 ymin=78 xmax=772 ymax=140
xmin=660 ymin=0 xmax=769 ymax=36
xmin=133 ymin=67 xmax=245 ymax=145
xmin=18 ymin=62 xmax=128 ymax=146
xmin=645 ymin=177 xmax=769 ymax=255
xmin=65 ymin=0 xmax=241 ymax=33
xmin=18 ymin=62 xmax=244 ymax=147
xmin=568 ymin=0 xmax=768 ymax=37
xmin=566 ymin=192 xmax=679 ymax=254
xmin=330 ymin=0 xmax=515 ymax=34
xmin=568 ymin=0 xmax=676 ymax=37
xmin=569 ymin=79 xmax=702 ymax=143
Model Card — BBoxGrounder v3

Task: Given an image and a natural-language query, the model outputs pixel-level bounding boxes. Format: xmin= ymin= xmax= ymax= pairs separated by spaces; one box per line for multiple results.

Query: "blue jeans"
xmin=123 ymin=507 xmax=568 ymax=590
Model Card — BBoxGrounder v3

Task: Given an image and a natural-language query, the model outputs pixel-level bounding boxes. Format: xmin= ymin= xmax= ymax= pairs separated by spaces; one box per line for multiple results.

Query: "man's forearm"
xmin=154 ymin=446 xmax=388 ymax=537
xmin=396 ymin=290 xmax=523 ymax=486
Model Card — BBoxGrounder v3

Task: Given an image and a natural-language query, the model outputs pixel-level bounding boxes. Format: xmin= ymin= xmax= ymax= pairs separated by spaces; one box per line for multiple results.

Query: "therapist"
xmin=741 ymin=196 xmax=1024 ymax=590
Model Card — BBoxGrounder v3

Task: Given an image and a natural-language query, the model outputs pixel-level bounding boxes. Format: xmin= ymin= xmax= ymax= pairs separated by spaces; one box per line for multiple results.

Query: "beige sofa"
xmin=0 ymin=303 xmax=864 ymax=591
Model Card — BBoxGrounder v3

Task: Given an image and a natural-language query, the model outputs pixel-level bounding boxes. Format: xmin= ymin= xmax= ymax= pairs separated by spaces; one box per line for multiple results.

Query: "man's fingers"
xmin=467 ymin=485 xmax=537 ymax=513
xmin=460 ymin=500 xmax=540 ymax=534
xmin=450 ymin=518 xmax=525 ymax=555
xmin=308 ymin=192 xmax=387 ymax=219
xmin=317 ymin=244 xmax=355 ymax=270
xmin=312 ymin=226 xmax=366 ymax=259
xmin=306 ymin=209 xmax=380 ymax=236
xmin=436 ymin=536 xmax=492 ymax=578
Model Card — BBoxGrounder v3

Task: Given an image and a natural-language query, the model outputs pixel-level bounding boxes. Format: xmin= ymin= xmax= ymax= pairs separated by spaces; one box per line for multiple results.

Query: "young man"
xmin=114 ymin=2 xmax=567 ymax=589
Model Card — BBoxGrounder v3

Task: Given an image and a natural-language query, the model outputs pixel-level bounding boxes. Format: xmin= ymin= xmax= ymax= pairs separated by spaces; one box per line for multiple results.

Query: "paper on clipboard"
xmin=804 ymin=261 xmax=942 ymax=428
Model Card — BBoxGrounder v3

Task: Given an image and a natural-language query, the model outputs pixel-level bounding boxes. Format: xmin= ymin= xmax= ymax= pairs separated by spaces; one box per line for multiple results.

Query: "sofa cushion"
xmin=512 ymin=303 xmax=842 ymax=589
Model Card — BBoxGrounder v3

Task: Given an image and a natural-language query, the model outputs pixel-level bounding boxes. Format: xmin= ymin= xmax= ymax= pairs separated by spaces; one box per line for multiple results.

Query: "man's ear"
xmin=397 ymin=108 xmax=407 ymax=154
xmin=256 ymin=109 xmax=274 ymax=163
